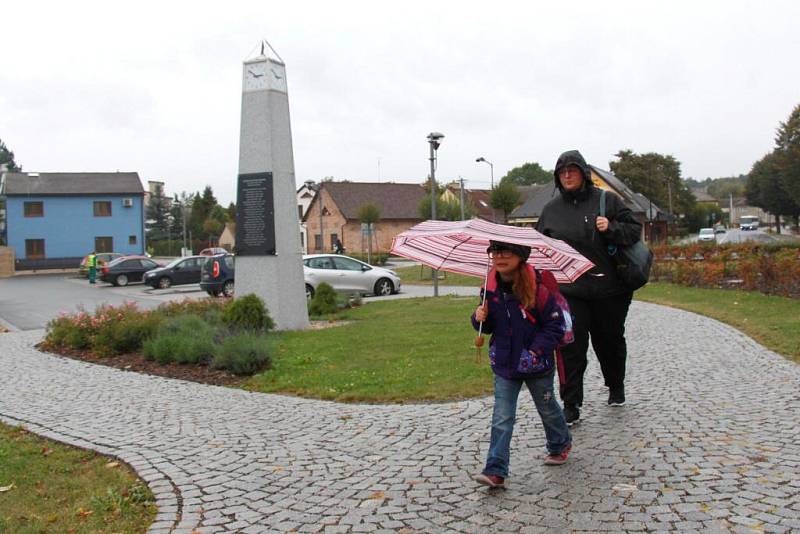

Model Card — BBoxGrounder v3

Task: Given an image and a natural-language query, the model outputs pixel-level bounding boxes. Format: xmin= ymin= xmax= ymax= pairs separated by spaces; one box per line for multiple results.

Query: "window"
xmin=93 ymin=201 xmax=112 ymax=217
xmin=298 ymin=205 xmax=303 ymax=219
xmin=122 ymin=259 xmax=141 ymax=269
xmin=141 ymin=259 xmax=158 ymax=269
xmin=25 ymin=239 xmax=45 ymax=259
xmin=330 ymin=233 xmax=338 ymax=249
xmin=24 ymin=202 xmax=44 ymax=217
xmin=129 ymin=235 xmax=137 ymax=245
xmin=314 ymin=234 xmax=322 ymax=250
xmin=95 ymin=236 xmax=113 ymax=253
xmin=333 ymin=257 xmax=363 ymax=271
xmin=299 ymin=232 xmax=305 ymax=248
xmin=307 ymin=257 xmax=334 ymax=269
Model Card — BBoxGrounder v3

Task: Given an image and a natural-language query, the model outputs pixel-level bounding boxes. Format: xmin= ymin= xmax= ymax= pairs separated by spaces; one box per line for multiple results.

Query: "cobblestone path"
xmin=1 ymin=301 xmax=798 ymax=533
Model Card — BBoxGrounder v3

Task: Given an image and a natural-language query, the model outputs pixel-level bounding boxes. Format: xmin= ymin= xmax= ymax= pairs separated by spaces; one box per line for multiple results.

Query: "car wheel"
xmin=374 ymin=278 xmax=394 ymax=296
xmin=305 ymin=284 xmax=314 ymax=300
xmin=158 ymin=277 xmax=172 ymax=289
xmin=222 ymin=280 xmax=234 ymax=297
xmin=116 ymin=274 xmax=129 ymax=287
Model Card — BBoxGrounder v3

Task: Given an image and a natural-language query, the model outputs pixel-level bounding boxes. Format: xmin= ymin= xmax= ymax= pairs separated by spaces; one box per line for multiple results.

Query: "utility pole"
xmin=459 ymin=176 xmax=466 ymax=220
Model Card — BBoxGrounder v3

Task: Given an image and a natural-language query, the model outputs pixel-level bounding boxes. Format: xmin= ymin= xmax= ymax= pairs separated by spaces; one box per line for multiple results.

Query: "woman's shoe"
xmin=473 ymin=473 xmax=505 ymax=488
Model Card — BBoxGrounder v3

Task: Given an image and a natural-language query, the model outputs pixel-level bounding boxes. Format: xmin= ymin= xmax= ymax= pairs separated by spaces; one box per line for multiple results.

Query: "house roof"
xmin=2 ymin=172 xmax=145 ymax=196
xmin=312 ymin=181 xmax=426 ymax=220
xmin=509 ymin=166 xmax=667 ymax=220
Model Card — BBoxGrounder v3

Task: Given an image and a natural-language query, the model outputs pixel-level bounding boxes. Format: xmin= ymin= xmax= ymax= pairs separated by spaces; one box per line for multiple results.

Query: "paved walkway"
xmin=1 ymin=301 xmax=799 ymax=533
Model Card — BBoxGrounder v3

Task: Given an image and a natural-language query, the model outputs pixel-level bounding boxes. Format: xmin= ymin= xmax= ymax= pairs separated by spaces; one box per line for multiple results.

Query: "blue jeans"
xmin=484 ymin=373 xmax=571 ymax=478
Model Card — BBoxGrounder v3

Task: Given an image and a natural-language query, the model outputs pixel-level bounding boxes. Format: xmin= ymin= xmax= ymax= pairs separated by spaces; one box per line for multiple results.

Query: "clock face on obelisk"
xmin=243 ymin=60 xmax=268 ymax=91
xmin=243 ymin=59 xmax=287 ymax=93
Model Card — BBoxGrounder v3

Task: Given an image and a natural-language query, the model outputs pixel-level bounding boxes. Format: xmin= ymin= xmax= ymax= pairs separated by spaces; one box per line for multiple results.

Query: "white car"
xmin=698 ymin=228 xmax=716 ymax=242
xmin=303 ymin=254 xmax=401 ymax=299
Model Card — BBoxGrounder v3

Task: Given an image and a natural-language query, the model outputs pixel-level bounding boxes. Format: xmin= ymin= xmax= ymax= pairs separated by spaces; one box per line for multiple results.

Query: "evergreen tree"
xmin=145 ymin=182 xmax=171 ymax=241
xmin=0 ymin=138 xmax=21 ymax=172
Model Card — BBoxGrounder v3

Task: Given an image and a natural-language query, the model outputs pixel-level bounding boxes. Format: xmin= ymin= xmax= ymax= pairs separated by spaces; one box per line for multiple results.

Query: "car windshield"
xmin=165 ymin=257 xmax=186 ymax=268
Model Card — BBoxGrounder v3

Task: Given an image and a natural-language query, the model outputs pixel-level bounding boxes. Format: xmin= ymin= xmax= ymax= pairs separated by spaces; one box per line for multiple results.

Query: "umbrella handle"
xmin=476 ymin=258 xmax=491 ymax=340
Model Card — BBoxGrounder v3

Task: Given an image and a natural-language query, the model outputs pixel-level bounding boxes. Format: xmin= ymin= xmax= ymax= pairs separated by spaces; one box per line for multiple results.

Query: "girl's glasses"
xmin=489 ymin=249 xmax=514 ymax=258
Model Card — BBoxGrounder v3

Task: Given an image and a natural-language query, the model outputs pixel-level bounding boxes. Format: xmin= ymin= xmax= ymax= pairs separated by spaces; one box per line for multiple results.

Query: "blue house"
xmin=0 ymin=172 xmax=145 ymax=269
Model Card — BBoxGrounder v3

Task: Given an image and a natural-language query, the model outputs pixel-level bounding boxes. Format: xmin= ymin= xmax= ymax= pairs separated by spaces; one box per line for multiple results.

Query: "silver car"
xmin=303 ymin=254 xmax=401 ymax=299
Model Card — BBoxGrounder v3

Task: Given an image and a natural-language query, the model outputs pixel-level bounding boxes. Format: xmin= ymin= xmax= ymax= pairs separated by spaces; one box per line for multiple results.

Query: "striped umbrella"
xmin=391 ymin=218 xmax=593 ymax=284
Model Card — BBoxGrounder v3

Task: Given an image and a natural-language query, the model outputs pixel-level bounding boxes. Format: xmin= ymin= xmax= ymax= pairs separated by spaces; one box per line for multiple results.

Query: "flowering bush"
xmin=651 ymin=243 xmax=800 ymax=298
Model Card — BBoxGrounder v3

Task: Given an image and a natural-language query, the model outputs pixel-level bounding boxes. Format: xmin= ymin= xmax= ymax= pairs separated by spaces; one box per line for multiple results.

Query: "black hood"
xmin=553 ymin=150 xmax=591 ymax=195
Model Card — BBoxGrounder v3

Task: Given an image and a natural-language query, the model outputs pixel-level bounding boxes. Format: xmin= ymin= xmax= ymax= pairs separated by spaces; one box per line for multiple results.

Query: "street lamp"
xmin=305 ymin=180 xmax=324 ymax=253
xmin=476 ymin=157 xmax=494 ymax=189
xmin=427 ymin=132 xmax=444 ymax=297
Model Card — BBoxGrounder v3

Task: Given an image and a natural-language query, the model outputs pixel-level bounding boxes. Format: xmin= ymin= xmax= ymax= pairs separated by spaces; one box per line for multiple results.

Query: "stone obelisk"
xmin=234 ymin=47 xmax=309 ymax=330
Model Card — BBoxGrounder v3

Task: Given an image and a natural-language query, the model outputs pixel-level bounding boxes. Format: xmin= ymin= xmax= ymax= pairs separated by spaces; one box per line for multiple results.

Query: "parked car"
xmin=78 ymin=252 xmax=123 ymax=277
xmin=303 ymin=254 xmax=401 ymax=299
xmin=199 ymin=247 xmax=228 ymax=256
xmin=200 ymin=253 xmax=235 ymax=297
xmin=143 ymin=255 xmax=204 ymax=289
xmin=698 ymin=228 xmax=716 ymax=242
xmin=99 ymin=256 xmax=161 ymax=286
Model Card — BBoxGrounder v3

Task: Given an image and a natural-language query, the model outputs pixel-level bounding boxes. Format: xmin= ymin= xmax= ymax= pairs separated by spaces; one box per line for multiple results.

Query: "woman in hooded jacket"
xmin=536 ymin=150 xmax=642 ymax=426
xmin=471 ymin=240 xmax=572 ymax=489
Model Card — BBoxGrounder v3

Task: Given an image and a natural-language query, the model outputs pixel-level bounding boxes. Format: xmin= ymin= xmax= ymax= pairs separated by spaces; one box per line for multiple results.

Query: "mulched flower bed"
xmin=38 ymin=345 xmax=247 ymax=387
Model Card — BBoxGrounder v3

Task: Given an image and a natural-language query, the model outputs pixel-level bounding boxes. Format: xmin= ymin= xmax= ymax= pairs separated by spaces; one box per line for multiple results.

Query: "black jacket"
xmin=537 ymin=150 xmax=642 ymax=299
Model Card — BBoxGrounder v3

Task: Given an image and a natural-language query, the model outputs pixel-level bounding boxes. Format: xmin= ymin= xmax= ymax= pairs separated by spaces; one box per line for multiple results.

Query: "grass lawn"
xmin=246 ymin=296 xmax=493 ymax=402
xmin=395 ymin=265 xmax=482 ymax=287
xmin=635 ymin=283 xmax=800 ymax=363
xmin=0 ymin=423 xmax=155 ymax=534
xmin=398 ymin=265 xmax=799 ymax=363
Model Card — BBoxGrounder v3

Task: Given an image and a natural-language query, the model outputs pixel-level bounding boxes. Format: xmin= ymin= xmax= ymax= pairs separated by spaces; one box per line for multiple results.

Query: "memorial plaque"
xmin=235 ymin=172 xmax=276 ymax=255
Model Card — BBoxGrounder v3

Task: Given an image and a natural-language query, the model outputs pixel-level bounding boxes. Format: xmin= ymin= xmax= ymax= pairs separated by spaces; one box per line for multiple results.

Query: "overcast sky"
xmin=2 ymin=1 xmax=799 ymax=204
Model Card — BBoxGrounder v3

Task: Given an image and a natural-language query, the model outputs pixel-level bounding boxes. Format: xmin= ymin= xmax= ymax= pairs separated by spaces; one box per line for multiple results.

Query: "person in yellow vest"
xmin=87 ymin=251 xmax=98 ymax=284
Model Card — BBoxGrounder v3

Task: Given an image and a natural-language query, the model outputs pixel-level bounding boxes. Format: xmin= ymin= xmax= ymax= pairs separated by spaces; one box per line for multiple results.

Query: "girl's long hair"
xmin=512 ymin=263 xmax=537 ymax=309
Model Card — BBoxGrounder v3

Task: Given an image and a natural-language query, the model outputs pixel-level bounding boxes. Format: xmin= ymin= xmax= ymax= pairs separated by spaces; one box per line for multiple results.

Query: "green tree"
xmin=706 ymin=176 xmax=747 ymax=200
xmin=357 ymin=202 xmax=381 ymax=225
xmin=145 ymin=182 xmax=171 ymax=241
xmin=0 ymin=138 xmax=22 ymax=172
xmin=774 ymin=103 xmax=800 ymax=208
xmin=226 ymin=202 xmax=236 ymax=222
xmin=747 ymin=151 xmax=800 ymax=232
xmin=189 ymin=186 xmax=218 ymax=240
xmin=500 ymin=162 xmax=552 ymax=185
xmin=609 ymin=150 xmax=694 ymax=216
xmin=490 ymin=181 xmax=521 ymax=223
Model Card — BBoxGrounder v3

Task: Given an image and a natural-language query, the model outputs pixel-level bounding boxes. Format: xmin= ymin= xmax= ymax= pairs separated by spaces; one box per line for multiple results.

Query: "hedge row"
xmin=649 ymin=243 xmax=800 ymax=298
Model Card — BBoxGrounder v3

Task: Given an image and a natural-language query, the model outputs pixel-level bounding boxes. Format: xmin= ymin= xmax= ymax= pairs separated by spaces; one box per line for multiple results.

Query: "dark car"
xmin=99 ymin=256 xmax=161 ymax=286
xmin=199 ymin=247 xmax=228 ymax=256
xmin=200 ymin=254 xmax=234 ymax=297
xmin=78 ymin=252 xmax=123 ymax=277
xmin=143 ymin=255 xmax=204 ymax=289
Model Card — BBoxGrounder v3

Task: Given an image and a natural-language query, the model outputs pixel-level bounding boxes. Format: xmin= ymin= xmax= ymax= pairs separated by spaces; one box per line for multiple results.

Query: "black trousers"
xmin=559 ymin=291 xmax=633 ymax=407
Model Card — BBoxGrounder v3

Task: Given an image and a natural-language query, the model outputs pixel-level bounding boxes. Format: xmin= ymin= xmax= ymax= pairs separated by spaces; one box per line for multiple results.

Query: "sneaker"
xmin=608 ymin=386 xmax=625 ymax=407
xmin=563 ymin=404 xmax=580 ymax=426
xmin=473 ymin=473 xmax=505 ymax=488
xmin=544 ymin=444 xmax=572 ymax=466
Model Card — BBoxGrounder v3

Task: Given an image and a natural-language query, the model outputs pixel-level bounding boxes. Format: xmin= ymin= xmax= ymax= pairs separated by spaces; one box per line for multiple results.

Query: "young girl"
xmin=472 ymin=240 xmax=572 ymax=488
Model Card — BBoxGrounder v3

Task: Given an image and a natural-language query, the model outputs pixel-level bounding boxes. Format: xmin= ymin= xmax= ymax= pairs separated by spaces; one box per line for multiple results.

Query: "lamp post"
xmin=428 ymin=132 xmax=444 ymax=297
xmin=476 ymin=157 xmax=494 ymax=189
xmin=305 ymin=180 xmax=324 ymax=253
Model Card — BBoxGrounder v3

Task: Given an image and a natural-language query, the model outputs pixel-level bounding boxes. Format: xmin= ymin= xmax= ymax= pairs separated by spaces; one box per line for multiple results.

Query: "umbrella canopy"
xmin=391 ymin=218 xmax=594 ymax=284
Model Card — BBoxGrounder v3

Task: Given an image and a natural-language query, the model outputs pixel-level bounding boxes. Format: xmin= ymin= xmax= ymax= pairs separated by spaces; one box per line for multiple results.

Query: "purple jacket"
xmin=471 ymin=269 xmax=565 ymax=380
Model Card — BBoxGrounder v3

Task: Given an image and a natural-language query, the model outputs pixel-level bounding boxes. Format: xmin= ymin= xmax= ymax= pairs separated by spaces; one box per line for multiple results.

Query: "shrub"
xmin=212 ymin=333 xmax=273 ymax=375
xmin=93 ymin=312 xmax=162 ymax=356
xmin=142 ymin=315 xmax=216 ymax=364
xmin=221 ymin=294 xmax=275 ymax=332
xmin=156 ymin=298 xmax=226 ymax=318
xmin=308 ymin=283 xmax=338 ymax=316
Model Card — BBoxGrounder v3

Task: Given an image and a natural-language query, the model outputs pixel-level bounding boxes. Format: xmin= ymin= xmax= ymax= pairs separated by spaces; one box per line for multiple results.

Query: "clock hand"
xmin=247 ymin=69 xmax=264 ymax=78
xmin=271 ymin=68 xmax=283 ymax=79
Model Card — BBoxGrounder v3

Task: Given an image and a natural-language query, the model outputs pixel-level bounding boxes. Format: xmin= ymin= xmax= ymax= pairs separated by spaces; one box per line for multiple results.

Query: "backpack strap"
xmin=600 ymin=189 xmax=607 ymax=218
